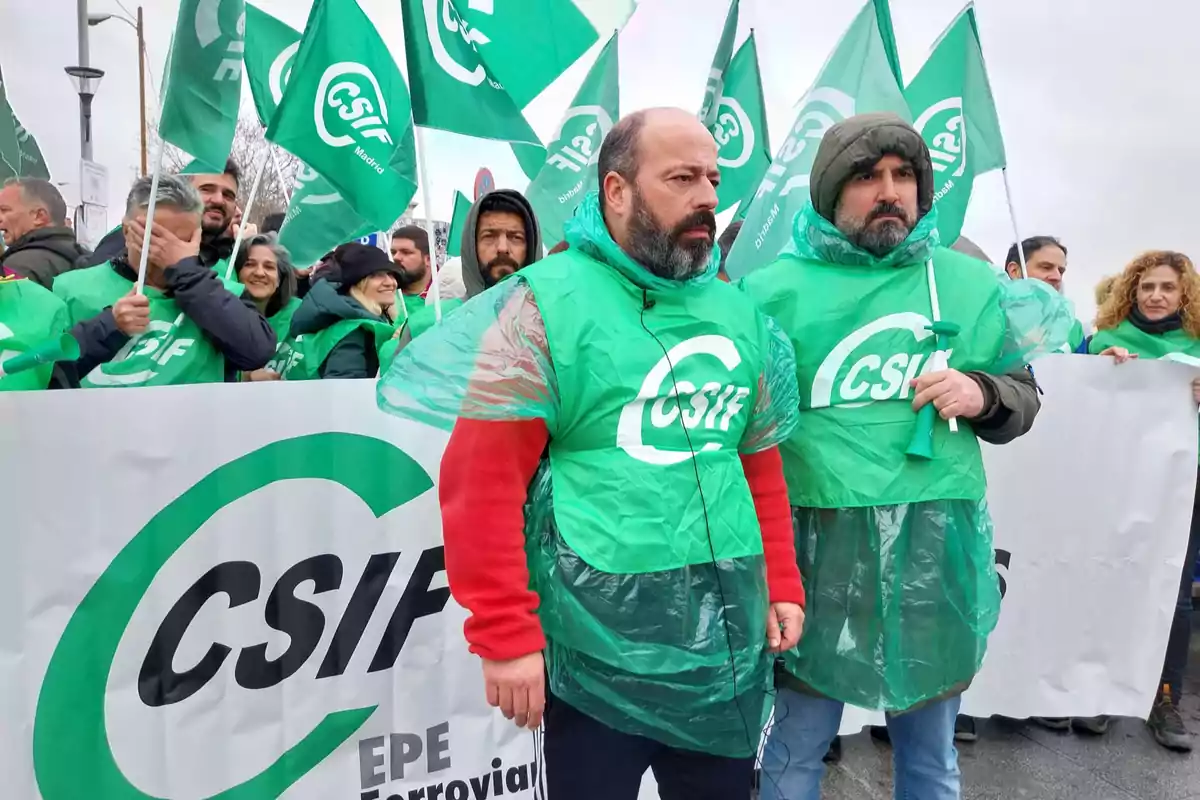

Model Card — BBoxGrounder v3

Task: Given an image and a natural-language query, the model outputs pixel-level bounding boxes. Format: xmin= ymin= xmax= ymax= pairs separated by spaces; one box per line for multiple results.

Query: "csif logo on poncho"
xmin=617 ymin=335 xmax=751 ymax=466
xmin=32 ymin=433 xmax=442 ymax=800
xmin=913 ymin=97 xmax=967 ymax=203
xmin=712 ymin=96 xmax=755 ymax=170
xmin=315 ymin=63 xmax=394 ymax=175
xmin=811 ymin=313 xmax=953 ymax=409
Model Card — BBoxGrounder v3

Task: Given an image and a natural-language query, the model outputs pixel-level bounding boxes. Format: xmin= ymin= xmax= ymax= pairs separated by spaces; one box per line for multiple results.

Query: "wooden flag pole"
xmin=413 ymin=127 xmax=443 ymax=324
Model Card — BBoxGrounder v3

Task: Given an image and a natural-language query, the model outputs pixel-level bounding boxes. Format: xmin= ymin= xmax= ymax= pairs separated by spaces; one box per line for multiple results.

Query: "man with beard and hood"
xmin=377 ymin=108 xmax=806 ymax=799
xmin=743 ymin=113 xmax=1067 ymax=800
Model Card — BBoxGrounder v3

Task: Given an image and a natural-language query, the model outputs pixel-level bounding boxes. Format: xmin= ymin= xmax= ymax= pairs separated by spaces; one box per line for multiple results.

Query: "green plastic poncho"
xmin=0 ymin=275 xmax=71 ymax=391
xmin=378 ymin=192 xmax=801 ymax=757
xmin=741 ymin=203 xmax=1075 ymax=712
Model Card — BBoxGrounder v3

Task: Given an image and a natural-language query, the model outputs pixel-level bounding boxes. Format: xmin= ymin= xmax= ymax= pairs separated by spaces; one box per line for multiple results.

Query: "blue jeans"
xmin=759 ymin=688 xmax=962 ymax=800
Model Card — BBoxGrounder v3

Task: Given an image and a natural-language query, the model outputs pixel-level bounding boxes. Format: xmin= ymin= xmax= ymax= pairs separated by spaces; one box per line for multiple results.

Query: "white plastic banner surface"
xmin=0 ymin=355 xmax=1195 ymax=798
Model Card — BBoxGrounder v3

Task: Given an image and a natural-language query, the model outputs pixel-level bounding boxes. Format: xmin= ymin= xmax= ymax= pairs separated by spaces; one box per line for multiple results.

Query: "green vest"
xmin=53 ymin=263 xmax=235 ymax=387
xmin=262 ymin=297 xmax=302 ymax=374
xmin=743 ymin=245 xmax=1006 ymax=711
xmin=0 ymin=277 xmax=70 ymax=391
xmin=279 ymin=317 xmax=396 ymax=380
xmin=522 ymin=249 xmax=772 ymax=757
xmin=743 ymin=247 xmax=1006 ymax=508
xmin=1089 ymin=319 xmax=1200 ymax=364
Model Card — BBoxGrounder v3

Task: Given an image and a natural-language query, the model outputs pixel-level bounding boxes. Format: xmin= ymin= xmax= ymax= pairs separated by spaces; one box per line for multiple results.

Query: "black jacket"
xmin=288 ymin=278 xmax=391 ymax=379
xmin=965 ymin=368 xmax=1041 ymax=444
xmin=62 ymin=256 xmax=276 ymax=385
xmin=0 ymin=227 xmax=90 ymax=288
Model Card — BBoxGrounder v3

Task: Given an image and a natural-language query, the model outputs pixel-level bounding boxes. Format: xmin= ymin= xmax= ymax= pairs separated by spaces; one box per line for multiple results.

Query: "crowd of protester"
xmin=1 ymin=106 xmax=1198 ymax=798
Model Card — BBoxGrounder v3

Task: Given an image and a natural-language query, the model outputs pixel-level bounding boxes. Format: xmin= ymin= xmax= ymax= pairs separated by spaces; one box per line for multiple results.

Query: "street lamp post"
xmin=88 ymin=7 xmax=147 ymax=176
xmin=64 ymin=66 xmax=105 ymax=164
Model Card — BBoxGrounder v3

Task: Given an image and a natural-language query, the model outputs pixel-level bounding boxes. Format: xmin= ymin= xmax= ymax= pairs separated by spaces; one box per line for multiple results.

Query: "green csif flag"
xmin=905 ymin=3 xmax=1006 ymax=245
xmin=725 ymin=0 xmax=910 ymax=281
xmin=699 ymin=0 xmax=739 ymax=128
xmin=13 ymin=116 xmax=50 ymax=179
xmin=446 ymin=190 xmax=472 ymax=258
xmin=158 ymin=0 xmax=245 ymax=169
xmin=399 ymin=0 xmax=540 ymax=144
xmin=278 ymin=162 xmax=377 ymax=268
xmin=709 ymin=33 xmax=770 ymax=214
xmin=524 ymin=32 xmax=619 ymax=248
xmin=243 ymin=2 xmax=301 ymax=125
xmin=268 ymin=0 xmax=417 ymax=230
xmin=457 ymin=0 xmax=603 ymax=109
xmin=0 ymin=68 xmax=24 ymax=180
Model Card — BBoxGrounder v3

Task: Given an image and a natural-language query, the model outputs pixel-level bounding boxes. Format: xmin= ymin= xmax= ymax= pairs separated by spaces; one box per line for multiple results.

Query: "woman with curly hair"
xmin=1089 ymin=250 xmax=1200 ymax=753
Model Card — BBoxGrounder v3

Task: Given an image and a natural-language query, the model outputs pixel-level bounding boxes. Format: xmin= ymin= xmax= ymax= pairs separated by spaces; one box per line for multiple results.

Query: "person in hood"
xmin=234 ymin=233 xmax=299 ymax=381
xmin=460 ymin=189 xmax=542 ymax=299
xmin=52 ymin=174 xmax=276 ymax=387
xmin=1086 ymin=250 xmax=1200 ymax=752
xmin=0 ymin=178 xmax=90 ymax=288
xmin=378 ymin=108 xmax=805 ymax=800
xmin=283 ymin=242 xmax=400 ymax=380
xmin=744 ymin=113 xmax=1048 ymax=800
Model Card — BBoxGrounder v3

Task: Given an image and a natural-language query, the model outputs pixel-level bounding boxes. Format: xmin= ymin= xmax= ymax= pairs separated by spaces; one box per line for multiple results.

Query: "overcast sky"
xmin=4 ymin=0 xmax=1199 ymax=318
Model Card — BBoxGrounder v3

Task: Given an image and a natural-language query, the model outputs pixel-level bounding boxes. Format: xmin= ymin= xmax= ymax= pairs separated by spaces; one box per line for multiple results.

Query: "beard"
xmin=483 ymin=254 xmax=520 ymax=287
xmin=625 ymin=188 xmax=716 ymax=281
xmin=202 ymin=205 xmax=230 ymax=236
xmin=836 ymin=201 xmax=917 ymax=257
xmin=396 ymin=262 xmax=429 ymax=290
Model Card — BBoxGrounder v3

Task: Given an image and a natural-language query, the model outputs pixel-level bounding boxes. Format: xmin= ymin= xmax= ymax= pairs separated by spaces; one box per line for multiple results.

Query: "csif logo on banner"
xmin=914 ymin=97 xmax=966 ymax=204
xmin=314 ymin=63 xmax=394 ymax=175
xmin=425 ymin=0 xmax=503 ymax=90
xmin=810 ymin=313 xmax=952 ymax=409
xmin=195 ymin=0 xmax=245 ymax=82
xmin=712 ymin=96 xmax=755 ymax=170
xmin=617 ymin=335 xmax=751 ymax=466
xmin=32 ymin=433 xmax=450 ymax=799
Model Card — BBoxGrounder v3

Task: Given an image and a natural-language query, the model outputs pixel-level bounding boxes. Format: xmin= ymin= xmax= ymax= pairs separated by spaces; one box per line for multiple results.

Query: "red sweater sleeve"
xmin=440 ymin=417 xmax=550 ymax=661
xmin=740 ymin=447 xmax=805 ymax=606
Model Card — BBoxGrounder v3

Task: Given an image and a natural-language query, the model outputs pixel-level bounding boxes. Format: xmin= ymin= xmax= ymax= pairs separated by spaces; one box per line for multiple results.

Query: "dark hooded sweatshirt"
xmin=287 ymin=278 xmax=392 ymax=379
xmin=0 ymin=227 xmax=90 ymax=289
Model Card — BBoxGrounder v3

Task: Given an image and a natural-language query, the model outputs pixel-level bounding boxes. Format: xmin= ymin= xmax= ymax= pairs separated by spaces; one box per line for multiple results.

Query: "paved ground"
xmin=813 ymin=622 xmax=1200 ymax=799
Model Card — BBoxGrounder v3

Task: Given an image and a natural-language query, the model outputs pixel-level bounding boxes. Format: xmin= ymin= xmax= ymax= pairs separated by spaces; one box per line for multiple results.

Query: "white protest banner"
xmin=834 ymin=354 xmax=1199 ymax=736
xmin=1 ymin=357 xmax=1196 ymax=798
xmin=0 ymin=381 xmax=537 ymax=800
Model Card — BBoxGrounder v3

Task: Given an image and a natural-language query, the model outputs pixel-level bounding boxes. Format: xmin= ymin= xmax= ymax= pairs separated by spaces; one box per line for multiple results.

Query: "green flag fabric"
xmin=725 ymin=0 xmax=911 ymax=281
xmin=512 ymin=141 xmax=548 ymax=181
xmin=278 ymin=163 xmax=375 ymax=268
xmin=524 ymin=32 xmax=619 ymax=248
xmin=158 ymin=0 xmax=244 ymax=169
xmin=12 ymin=116 xmax=50 ymax=179
xmin=0 ymin=68 xmax=25 ymax=179
xmin=267 ymin=0 xmax=418 ymax=230
xmin=873 ymin=0 xmax=905 ymax=87
xmin=457 ymin=0 xmax=602 ymax=109
xmin=244 ymin=2 xmax=301 ymax=126
xmin=446 ymin=190 xmax=472 ymax=258
xmin=905 ymin=3 xmax=1007 ymax=245
xmin=709 ymin=33 xmax=770 ymax=214
xmin=699 ymin=0 xmax=739 ymax=128
xmin=399 ymin=0 xmax=540 ymax=144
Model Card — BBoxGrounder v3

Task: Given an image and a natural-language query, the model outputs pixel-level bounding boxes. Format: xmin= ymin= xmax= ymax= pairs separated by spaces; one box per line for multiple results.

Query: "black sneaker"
xmin=1148 ymin=684 xmax=1193 ymax=752
xmin=822 ymin=735 xmax=843 ymax=764
xmin=1071 ymin=716 xmax=1110 ymax=736
xmin=954 ymin=715 xmax=978 ymax=742
xmin=1032 ymin=717 xmax=1071 ymax=731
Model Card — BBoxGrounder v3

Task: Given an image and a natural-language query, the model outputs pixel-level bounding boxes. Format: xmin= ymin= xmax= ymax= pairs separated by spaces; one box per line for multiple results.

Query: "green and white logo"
xmin=914 ymin=97 xmax=966 ymax=203
xmin=617 ymin=335 xmax=751 ymax=466
xmin=268 ymin=40 xmax=300 ymax=106
xmin=84 ymin=314 xmax=195 ymax=387
xmin=755 ymin=87 xmax=854 ymax=203
xmin=713 ymin=96 xmax=755 ymax=170
xmin=315 ymin=63 xmax=394 ymax=151
xmin=426 ymin=0 xmax=497 ymax=88
xmin=194 ymin=0 xmax=245 ymax=81
xmin=544 ymin=106 xmax=613 ymax=178
xmin=811 ymin=313 xmax=951 ymax=409
xmin=33 ymin=433 xmax=435 ymax=799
